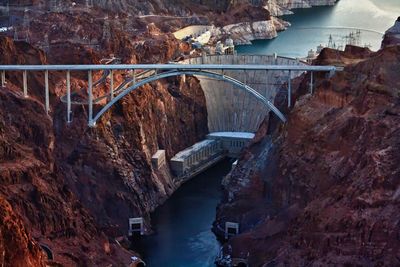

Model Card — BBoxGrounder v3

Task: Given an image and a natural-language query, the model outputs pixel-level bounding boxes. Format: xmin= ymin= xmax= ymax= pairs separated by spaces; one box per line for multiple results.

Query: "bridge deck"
xmin=0 ymin=64 xmax=337 ymax=72
xmin=0 ymin=60 xmax=339 ymax=127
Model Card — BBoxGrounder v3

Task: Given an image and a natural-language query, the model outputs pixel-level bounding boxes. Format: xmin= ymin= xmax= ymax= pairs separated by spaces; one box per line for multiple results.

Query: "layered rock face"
xmin=0 ymin=197 xmax=45 ymax=267
xmin=215 ymin=45 xmax=400 ymax=266
xmin=265 ymin=0 xmax=338 ymax=16
xmin=215 ymin=16 xmax=289 ymax=45
xmin=4 ymin=0 xmax=337 ymax=48
xmin=0 ymin=24 xmax=208 ymax=265
xmin=90 ymin=0 xmax=264 ymax=14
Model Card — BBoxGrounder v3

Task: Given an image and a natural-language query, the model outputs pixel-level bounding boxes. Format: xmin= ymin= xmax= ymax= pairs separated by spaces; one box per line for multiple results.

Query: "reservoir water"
xmin=237 ymin=0 xmax=400 ymax=57
xmin=133 ymin=159 xmax=232 ymax=267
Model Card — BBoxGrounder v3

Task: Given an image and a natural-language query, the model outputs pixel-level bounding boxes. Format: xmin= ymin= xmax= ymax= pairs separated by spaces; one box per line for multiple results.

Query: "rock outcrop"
xmin=5 ymin=0 xmax=338 ymax=50
xmin=0 ymin=27 xmax=208 ymax=266
xmin=382 ymin=17 xmax=400 ymax=48
xmin=215 ymin=45 xmax=400 ymax=266
xmin=0 ymin=197 xmax=46 ymax=267
xmin=265 ymin=0 xmax=338 ymax=16
xmin=215 ymin=17 xmax=289 ymax=45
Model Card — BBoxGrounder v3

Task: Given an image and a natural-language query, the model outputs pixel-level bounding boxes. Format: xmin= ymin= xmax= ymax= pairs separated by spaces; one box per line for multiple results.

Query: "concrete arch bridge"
xmin=0 ymin=55 xmax=337 ymax=179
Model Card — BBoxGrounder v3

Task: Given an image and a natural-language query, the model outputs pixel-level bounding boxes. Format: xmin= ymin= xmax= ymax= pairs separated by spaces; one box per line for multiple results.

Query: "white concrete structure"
xmin=225 ymin=222 xmax=240 ymax=240
xmin=128 ymin=217 xmax=144 ymax=236
xmin=181 ymin=55 xmax=308 ymax=132
xmin=207 ymin=132 xmax=255 ymax=157
xmin=170 ymin=139 xmax=223 ymax=177
xmin=173 ymin=25 xmax=214 ymax=41
xmin=169 ymin=132 xmax=254 ymax=179
xmin=151 ymin=150 xmax=166 ymax=170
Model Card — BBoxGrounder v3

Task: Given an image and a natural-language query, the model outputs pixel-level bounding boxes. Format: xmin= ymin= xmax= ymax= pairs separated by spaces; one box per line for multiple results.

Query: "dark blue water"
xmin=133 ymin=159 xmax=232 ymax=267
xmin=237 ymin=0 xmax=400 ymax=57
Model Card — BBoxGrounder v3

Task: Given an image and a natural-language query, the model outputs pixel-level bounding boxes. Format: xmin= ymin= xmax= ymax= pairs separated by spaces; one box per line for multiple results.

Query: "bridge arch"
xmin=90 ymin=70 xmax=287 ymax=126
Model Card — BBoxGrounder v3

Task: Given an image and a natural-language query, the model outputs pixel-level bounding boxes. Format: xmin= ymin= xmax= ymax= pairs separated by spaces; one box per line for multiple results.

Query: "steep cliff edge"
xmin=265 ymin=0 xmax=338 ymax=16
xmin=215 ymin=45 xmax=400 ymax=266
xmin=0 ymin=31 xmax=208 ymax=266
xmin=0 ymin=197 xmax=46 ymax=267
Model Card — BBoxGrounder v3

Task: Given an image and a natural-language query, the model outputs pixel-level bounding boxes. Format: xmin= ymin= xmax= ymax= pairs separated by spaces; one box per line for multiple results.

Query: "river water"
xmin=237 ymin=0 xmax=400 ymax=57
xmin=133 ymin=159 xmax=232 ymax=267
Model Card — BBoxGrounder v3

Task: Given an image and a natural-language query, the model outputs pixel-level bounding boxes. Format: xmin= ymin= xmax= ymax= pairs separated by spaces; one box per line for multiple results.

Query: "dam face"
xmin=181 ymin=55 xmax=307 ymax=133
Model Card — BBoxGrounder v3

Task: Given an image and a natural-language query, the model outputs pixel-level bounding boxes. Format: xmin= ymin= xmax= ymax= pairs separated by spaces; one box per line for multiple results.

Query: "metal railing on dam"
xmin=0 ymin=61 xmax=337 ymax=128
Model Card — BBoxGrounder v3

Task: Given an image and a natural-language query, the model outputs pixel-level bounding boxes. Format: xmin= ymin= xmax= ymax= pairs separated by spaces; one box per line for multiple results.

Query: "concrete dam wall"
xmin=181 ymin=55 xmax=307 ymax=133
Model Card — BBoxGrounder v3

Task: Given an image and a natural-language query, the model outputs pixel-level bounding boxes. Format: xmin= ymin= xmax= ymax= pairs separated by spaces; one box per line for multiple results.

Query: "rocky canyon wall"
xmin=215 ymin=44 xmax=400 ymax=266
xmin=0 ymin=29 xmax=208 ymax=266
xmin=266 ymin=0 xmax=338 ymax=16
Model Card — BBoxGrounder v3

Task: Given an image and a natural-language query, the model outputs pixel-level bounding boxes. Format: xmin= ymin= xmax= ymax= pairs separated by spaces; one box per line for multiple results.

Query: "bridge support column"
xmin=1 ymin=71 xmax=5 ymax=87
xmin=132 ymin=70 xmax=136 ymax=86
xmin=23 ymin=70 xmax=28 ymax=97
xmin=66 ymin=70 xmax=72 ymax=123
xmin=201 ymin=53 xmax=206 ymax=64
xmin=310 ymin=71 xmax=314 ymax=94
xmin=288 ymin=70 xmax=292 ymax=108
xmin=88 ymin=70 xmax=95 ymax=127
xmin=110 ymin=70 xmax=114 ymax=99
xmin=45 ymin=70 xmax=50 ymax=114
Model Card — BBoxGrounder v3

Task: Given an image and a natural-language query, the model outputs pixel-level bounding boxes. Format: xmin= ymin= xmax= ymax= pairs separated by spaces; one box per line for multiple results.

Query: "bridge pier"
xmin=23 ymin=70 xmax=28 ymax=97
xmin=88 ymin=70 xmax=94 ymax=127
xmin=109 ymin=70 xmax=114 ymax=99
xmin=45 ymin=70 xmax=50 ymax=114
xmin=1 ymin=71 xmax=5 ymax=87
xmin=132 ymin=70 xmax=136 ymax=86
xmin=310 ymin=71 xmax=314 ymax=94
xmin=66 ymin=71 xmax=72 ymax=123
xmin=288 ymin=70 xmax=292 ymax=108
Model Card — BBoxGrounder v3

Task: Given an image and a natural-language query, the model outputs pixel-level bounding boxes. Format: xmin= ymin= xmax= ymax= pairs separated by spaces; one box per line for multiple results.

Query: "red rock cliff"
xmin=215 ymin=45 xmax=400 ymax=266
xmin=0 ymin=29 xmax=208 ymax=266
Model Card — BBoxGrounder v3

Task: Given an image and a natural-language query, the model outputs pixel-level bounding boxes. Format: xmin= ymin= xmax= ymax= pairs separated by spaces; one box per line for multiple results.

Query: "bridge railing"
xmin=0 ymin=64 xmax=337 ymax=127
